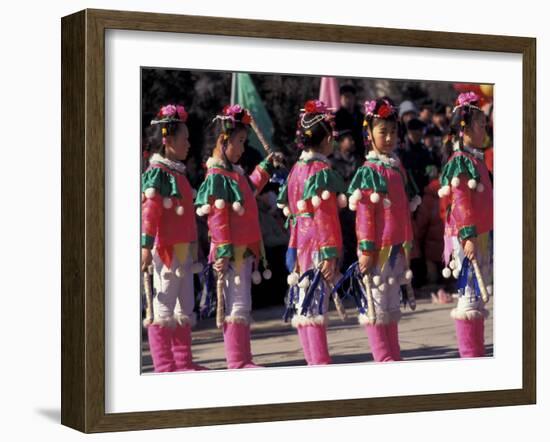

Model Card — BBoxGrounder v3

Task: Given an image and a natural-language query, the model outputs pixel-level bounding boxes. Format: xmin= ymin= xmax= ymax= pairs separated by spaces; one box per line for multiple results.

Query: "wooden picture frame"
xmin=61 ymin=8 xmax=536 ymax=433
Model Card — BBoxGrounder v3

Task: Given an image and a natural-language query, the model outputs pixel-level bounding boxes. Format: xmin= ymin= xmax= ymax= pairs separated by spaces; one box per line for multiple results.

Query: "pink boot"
xmin=365 ymin=324 xmax=395 ymax=362
xmin=455 ymin=318 xmax=485 ymax=358
xmin=171 ymin=324 xmax=209 ymax=371
xmin=297 ymin=326 xmax=313 ymax=365
xmin=307 ymin=324 xmax=331 ymax=365
xmin=223 ymin=322 xmax=262 ymax=369
xmin=474 ymin=317 xmax=486 ymax=356
xmin=147 ymin=325 xmax=176 ymax=372
xmin=386 ymin=322 xmax=402 ymax=361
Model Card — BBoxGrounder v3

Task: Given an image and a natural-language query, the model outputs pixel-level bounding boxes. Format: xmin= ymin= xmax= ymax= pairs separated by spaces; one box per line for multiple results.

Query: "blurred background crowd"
xmin=141 ymin=70 xmax=494 ymax=308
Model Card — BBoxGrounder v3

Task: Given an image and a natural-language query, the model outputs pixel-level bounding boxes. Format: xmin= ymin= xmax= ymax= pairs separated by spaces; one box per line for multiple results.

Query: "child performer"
xmin=278 ymin=100 xmax=348 ymax=365
xmin=438 ymin=91 xmax=493 ymax=358
xmin=141 ymin=104 xmax=207 ymax=372
xmin=195 ymin=104 xmax=281 ymax=369
xmin=346 ymin=97 xmax=420 ymax=362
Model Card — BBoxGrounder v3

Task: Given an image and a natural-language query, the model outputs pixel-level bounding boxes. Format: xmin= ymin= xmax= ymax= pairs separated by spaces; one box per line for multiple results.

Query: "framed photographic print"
xmin=61 ymin=8 xmax=536 ymax=433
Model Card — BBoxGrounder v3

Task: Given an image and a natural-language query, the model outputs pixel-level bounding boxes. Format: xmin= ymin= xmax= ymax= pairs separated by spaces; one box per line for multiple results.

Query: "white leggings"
xmin=152 ymin=251 xmax=195 ymax=326
xmin=223 ymin=257 xmax=254 ymax=323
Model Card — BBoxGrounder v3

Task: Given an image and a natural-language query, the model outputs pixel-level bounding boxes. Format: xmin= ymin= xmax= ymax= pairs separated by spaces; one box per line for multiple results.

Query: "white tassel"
xmin=321 ymin=190 xmax=331 ymax=200
xmin=442 ymin=267 xmax=452 ymax=278
xmin=176 ymin=206 xmax=184 ymax=216
xmin=297 ymin=200 xmax=307 ymax=211
xmin=191 ymin=262 xmax=203 ymax=274
xmin=373 ymin=275 xmax=382 ymax=286
xmin=451 ymin=176 xmax=460 ymax=188
xmin=311 ymin=195 xmax=322 ymax=208
xmin=467 ymin=179 xmax=477 ymax=189
xmin=477 ymin=183 xmax=485 ymax=193
xmin=287 ymin=272 xmax=299 ymax=286
xmin=232 ymin=201 xmax=242 ymax=212
xmin=283 ymin=206 xmax=291 ymax=217
xmin=438 ymin=185 xmax=451 ymax=198
xmin=252 ymin=271 xmax=262 ymax=285
xmin=144 ymin=188 xmax=156 ymax=199
xmin=263 ymin=269 xmax=272 ymax=280
xmin=370 ymin=192 xmax=380 ymax=203
xmin=214 ymin=199 xmax=226 ymax=209
xmin=163 ymin=198 xmax=173 ymax=209
xmin=337 ymin=194 xmax=348 ymax=208
xmin=383 ymin=198 xmax=392 ymax=209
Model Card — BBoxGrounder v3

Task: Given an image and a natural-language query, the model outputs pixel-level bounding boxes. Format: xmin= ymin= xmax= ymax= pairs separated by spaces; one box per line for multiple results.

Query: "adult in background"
xmin=335 ymin=84 xmax=365 ymax=159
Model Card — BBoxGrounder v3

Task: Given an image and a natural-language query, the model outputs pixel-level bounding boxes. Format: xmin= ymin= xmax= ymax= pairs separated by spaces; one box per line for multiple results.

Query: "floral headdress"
xmin=294 ymin=100 xmax=336 ymax=150
xmin=212 ymin=104 xmax=252 ymax=139
xmin=451 ymin=91 xmax=483 ymax=143
xmin=150 ymin=104 xmax=189 ymax=146
xmin=362 ymin=97 xmax=398 ymax=149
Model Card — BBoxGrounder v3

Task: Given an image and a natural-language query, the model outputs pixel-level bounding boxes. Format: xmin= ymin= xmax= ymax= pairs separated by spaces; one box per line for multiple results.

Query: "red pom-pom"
xmin=304 ymin=100 xmax=317 ymax=113
xmin=378 ymin=104 xmax=392 ymax=118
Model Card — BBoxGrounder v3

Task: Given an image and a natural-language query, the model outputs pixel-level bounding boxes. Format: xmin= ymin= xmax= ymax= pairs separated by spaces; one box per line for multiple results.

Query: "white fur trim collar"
xmin=299 ymin=150 xmax=328 ymax=162
xmin=149 ymin=153 xmax=187 ymax=174
xmin=206 ymin=157 xmax=245 ymax=175
xmin=366 ymin=149 xmax=400 ymax=167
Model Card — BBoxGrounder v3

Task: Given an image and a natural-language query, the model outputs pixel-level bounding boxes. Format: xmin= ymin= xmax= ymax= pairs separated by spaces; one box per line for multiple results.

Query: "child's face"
xmin=225 ymin=128 xmax=247 ymax=163
xmin=369 ymin=119 xmax=398 ymax=154
xmin=464 ymin=110 xmax=487 ymax=147
xmin=167 ymin=124 xmax=190 ymax=161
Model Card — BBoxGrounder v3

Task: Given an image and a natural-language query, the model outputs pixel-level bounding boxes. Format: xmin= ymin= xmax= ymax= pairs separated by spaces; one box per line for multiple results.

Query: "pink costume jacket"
xmin=438 ymin=146 xmax=493 ymax=264
xmin=194 ymin=157 xmax=273 ymax=266
xmin=141 ymin=154 xmax=198 ymax=268
xmin=277 ymin=151 xmax=346 ymax=273
xmin=347 ymin=151 xmax=417 ymax=268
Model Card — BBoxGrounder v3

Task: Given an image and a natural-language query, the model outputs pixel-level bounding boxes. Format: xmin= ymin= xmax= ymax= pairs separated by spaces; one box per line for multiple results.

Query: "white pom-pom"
xmin=373 ymin=275 xmax=382 ymax=286
xmin=232 ymin=201 xmax=242 ymax=212
xmin=277 ymin=203 xmax=285 ymax=209
xmin=298 ymin=277 xmax=310 ymax=289
xmin=311 ymin=195 xmax=322 ymax=208
xmin=349 ymin=201 xmax=357 ymax=211
xmin=201 ymin=204 xmax=211 ymax=215
xmin=442 ymin=268 xmax=452 ymax=278
xmin=214 ymin=199 xmax=226 ymax=209
xmin=252 ymin=271 xmax=262 ymax=285
xmin=378 ymin=283 xmax=387 ymax=292
xmin=467 ymin=179 xmax=477 ymax=189
xmin=487 ymin=285 xmax=493 ymax=295
xmin=477 ymin=183 xmax=485 ymax=193
xmin=163 ymin=198 xmax=173 ymax=209
xmin=383 ymin=198 xmax=392 ymax=209
xmin=176 ymin=206 xmax=185 ymax=216
xmin=351 ymin=189 xmax=362 ymax=202
xmin=237 ymin=207 xmax=245 ymax=216
xmin=234 ymin=275 xmax=241 ymax=286
xmin=404 ymin=269 xmax=413 ymax=281
xmin=191 ymin=262 xmax=203 ymax=274
xmin=196 ymin=207 xmax=204 ymax=217
xmin=452 ymin=269 xmax=460 ymax=279
xmin=175 ymin=267 xmax=183 ymax=278
xmin=287 ymin=272 xmax=299 ymax=286
xmin=387 ymin=277 xmax=396 ymax=286
xmin=370 ymin=192 xmax=380 ymax=203
xmin=297 ymin=200 xmax=307 ymax=211
xmin=438 ymin=185 xmax=451 ymax=198
xmin=144 ymin=188 xmax=156 ymax=199
xmin=283 ymin=206 xmax=291 ymax=217
xmin=337 ymin=194 xmax=348 ymax=208
xmin=263 ymin=269 xmax=272 ymax=280
xmin=451 ymin=176 xmax=460 ymax=188
xmin=449 ymin=260 xmax=456 ymax=270
xmin=321 ymin=190 xmax=331 ymax=200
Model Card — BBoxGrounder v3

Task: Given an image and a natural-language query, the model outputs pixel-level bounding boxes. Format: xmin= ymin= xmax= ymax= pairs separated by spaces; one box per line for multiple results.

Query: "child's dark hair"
xmin=202 ymin=119 xmax=248 ymax=163
xmin=362 ymin=96 xmax=398 ymax=150
xmin=449 ymin=92 xmax=485 ymax=149
xmin=146 ymin=122 xmax=186 ymax=157
xmin=295 ymin=100 xmax=336 ymax=151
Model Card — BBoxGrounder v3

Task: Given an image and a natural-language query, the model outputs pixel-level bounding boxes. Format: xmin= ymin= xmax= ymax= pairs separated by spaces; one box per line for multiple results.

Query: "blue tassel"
xmin=285 ymin=248 xmax=297 ymax=273
xmin=456 ymin=257 xmax=481 ymax=300
xmin=300 ymin=269 xmax=322 ymax=316
xmin=283 ymin=284 xmax=299 ymax=322
xmin=388 ymin=245 xmax=400 ymax=270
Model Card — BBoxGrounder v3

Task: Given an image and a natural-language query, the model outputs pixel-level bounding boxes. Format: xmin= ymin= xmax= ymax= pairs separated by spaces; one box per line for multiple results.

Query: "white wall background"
xmin=0 ymin=0 xmax=546 ymax=439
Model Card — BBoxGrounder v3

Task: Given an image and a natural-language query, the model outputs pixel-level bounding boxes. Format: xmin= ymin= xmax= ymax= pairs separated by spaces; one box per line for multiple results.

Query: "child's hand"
xmin=320 ymin=258 xmax=337 ymax=283
xmin=141 ymin=248 xmax=152 ymax=272
xmin=266 ymin=152 xmax=285 ymax=168
xmin=463 ymin=238 xmax=477 ymax=261
xmin=359 ymin=252 xmax=377 ymax=275
xmin=214 ymin=257 xmax=229 ymax=274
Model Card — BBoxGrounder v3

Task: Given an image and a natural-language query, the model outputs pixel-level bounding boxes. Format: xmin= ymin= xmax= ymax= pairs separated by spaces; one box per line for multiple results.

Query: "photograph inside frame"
xmin=140 ymin=68 xmax=494 ymax=373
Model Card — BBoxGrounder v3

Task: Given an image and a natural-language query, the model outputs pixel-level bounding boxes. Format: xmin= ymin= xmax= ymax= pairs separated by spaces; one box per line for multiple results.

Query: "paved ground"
xmin=141 ymin=297 xmax=493 ymax=372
